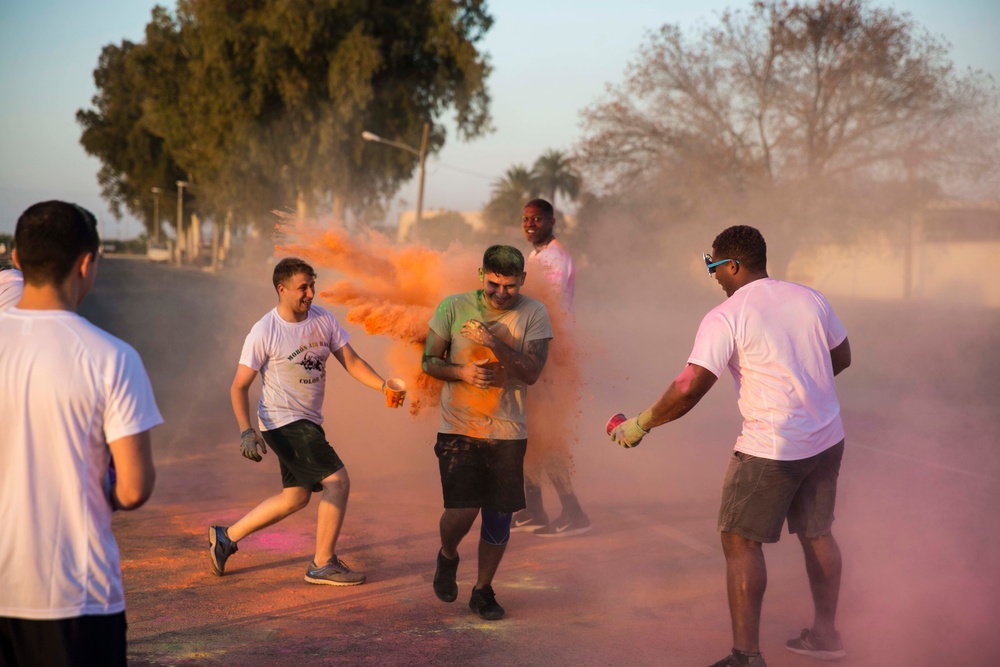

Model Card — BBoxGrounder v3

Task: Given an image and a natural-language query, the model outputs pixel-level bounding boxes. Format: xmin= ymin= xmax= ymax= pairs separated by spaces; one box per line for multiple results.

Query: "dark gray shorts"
xmin=261 ymin=419 xmax=345 ymax=492
xmin=718 ymin=440 xmax=844 ymax=543
xmin=434 ymin=433 xmax=527 ymax=512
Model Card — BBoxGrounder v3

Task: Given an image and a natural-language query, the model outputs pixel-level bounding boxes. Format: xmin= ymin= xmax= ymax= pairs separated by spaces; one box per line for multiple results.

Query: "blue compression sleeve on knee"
xmin=480 ymin=508 xmax=512 ymax=546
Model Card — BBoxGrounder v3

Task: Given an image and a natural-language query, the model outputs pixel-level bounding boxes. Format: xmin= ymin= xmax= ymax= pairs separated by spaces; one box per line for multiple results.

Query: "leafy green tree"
xmin=77 ymin=17 xmax=190 ymax=236
xmin=576 ymin=0 xmax=999 ymax=273
xmin=79 ymin=1 xmax=494 ymax=231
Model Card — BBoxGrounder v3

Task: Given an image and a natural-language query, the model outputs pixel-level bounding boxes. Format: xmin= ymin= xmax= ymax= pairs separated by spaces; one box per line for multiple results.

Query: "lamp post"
xmin=151 ymin=187 xmax=162 ymax=244
xmin=362 ymin=122 xmax=430 ymax=227
xmin=176 ymin=181 xmax=189 ymax=265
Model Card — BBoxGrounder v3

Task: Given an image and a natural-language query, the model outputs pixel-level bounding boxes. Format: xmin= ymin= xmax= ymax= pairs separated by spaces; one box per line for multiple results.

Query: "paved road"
xmin=81 ymin=257 xmax=1000 ymax=666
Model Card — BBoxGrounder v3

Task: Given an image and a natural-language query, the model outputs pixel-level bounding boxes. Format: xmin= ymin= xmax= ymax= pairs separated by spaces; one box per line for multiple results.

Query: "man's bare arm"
xmin=109 ymin=431 xmax=155 ymax=510
xmin=230 ymin=364 xmax=259 ymax=432
xmin=639 ymin=363 xmax=718 ymax=430
xmin=830 ymin=338 xmax=851 ymax=376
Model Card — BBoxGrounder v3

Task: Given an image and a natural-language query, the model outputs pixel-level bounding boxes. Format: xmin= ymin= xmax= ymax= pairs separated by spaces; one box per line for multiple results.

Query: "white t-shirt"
xmin=239 ymin=305 xmax=350 ymax=430
xmin=688 ymin=278 xmax=847 ymax=461
xmin=528 ymin=238 xmax=575 ymax=313
xmin=0 ymin=308 xmax=162 ymax=620
xmin=0 ymin=268 xmax=23 ymax=311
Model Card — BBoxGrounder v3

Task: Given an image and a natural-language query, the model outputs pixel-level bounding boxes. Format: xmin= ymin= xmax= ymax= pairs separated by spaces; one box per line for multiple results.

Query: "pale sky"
xmin=1 ymin=0 xmax=998 ymax=237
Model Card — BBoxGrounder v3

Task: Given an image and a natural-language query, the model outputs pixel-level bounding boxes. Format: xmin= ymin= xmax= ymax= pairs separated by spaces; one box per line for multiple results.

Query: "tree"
xmin=576 ymin=0 xmax=999 ymax=273
xmin=531 ymin=149 xmax=581 ymax=208
xmin=76 ymin=13 xmax=191 ymax=235
xmin=482 ymin=164 xmax=536 ymax=232
xmin=79 ymin=1 xmax=495 ymax=231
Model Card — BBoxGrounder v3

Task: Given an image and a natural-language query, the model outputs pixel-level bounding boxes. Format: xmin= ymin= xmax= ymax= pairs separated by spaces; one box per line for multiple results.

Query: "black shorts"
xmin=0 ymin=612 xmax=127 ymax=667
xmin=261 ymin=420 xmax=345 ymax=492
xmin=434 ymin=433 xmax=527 ymax=512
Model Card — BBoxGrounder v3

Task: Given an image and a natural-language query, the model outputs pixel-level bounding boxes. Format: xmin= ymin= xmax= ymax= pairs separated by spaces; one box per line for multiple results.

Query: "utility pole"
xmin=176 ymin=181 xmax=188 ymax=265
xmin=416 ymin=121 xmax=429 ymax=228
xmin=151 ymin=187 xmax=162 ymax=244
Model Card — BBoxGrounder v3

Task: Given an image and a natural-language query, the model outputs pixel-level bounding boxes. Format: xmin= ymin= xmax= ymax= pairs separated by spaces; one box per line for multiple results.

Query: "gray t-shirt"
xmin=429 ymin=290 xmax=552 ymax=440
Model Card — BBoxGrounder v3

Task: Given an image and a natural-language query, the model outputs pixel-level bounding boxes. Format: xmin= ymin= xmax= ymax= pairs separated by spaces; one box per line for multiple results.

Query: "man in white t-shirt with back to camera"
xmin=209 ymin=257 xmax=404 ymax=586
xmin=0 ymin=201 xmax=161 ymax=666
xmin=610 ymin=226 xmax=851 ymax=667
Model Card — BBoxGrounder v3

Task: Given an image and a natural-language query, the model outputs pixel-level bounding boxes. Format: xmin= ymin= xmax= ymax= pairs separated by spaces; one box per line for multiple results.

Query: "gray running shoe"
xmin=304 ymin=556 xmax=366 ymax=586
xmin=209 ymin=526 xmax=238 ymax=576
xmin=433 ymin=549 xmax=459 ymax=602
xmin=533 ymin=512 xmax=592 ymax=538
xmin=785 ymin=628 xmax=846 ymax=661
xmin=468 ymin=584 xmax=504 ymax=620
xmin=707 ymin=650 xmax=767 ymax=666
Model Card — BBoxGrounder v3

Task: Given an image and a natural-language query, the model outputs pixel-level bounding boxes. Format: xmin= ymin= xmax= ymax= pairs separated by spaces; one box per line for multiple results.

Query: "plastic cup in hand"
xmin=385 ymin=378 xmax=406 ymax=409
xmin=606 ymin=413 xmax=627 ymax=435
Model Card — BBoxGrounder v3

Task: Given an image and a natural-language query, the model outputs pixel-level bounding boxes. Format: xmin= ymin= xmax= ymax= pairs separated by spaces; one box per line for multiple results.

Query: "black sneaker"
xmin=533 ymin=512 xmax=592 ymax=537
xmin=510 ymin=509 xmax=548 ymax=533
xmin=433 ymin=549 xmax=459 ymax=602
xmin=707 ymin=650 xmax=767 ymax=666
xmin=785 ymin=628 xmax=846 ymax=660
xmin=468 ymin=584 xmax=505 ymax=620
xmin=304 ymin=555 xmax=366 ymax=586
xmin=208 ymin=526 xmax=238 ymax=576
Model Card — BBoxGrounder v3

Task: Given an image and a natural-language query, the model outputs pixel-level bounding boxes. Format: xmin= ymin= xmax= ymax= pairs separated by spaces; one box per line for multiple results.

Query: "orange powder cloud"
xmin=276 ymin=215 xmax=586 ymax=466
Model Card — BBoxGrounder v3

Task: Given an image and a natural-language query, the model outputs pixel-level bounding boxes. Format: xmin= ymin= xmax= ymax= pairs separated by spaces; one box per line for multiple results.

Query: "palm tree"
xmin=531 ymin=149 xmax=581 ymax=208
xmin=483 ymin=164 xmax=537 ymax=232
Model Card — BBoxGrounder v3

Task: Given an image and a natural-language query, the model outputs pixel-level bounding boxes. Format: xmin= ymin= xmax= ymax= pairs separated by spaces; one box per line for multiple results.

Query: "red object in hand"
xmin=606 ymin=413 xmax=627 ymax=435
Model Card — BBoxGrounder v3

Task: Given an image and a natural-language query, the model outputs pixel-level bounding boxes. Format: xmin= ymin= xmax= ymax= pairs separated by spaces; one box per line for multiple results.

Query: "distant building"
xmin=787 ymin=199 xmax=1000 ymax=308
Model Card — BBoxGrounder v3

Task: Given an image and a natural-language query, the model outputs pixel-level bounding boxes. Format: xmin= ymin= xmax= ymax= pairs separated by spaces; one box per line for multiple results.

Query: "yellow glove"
xmin=610 ymin=410 xmax=652 ymax=448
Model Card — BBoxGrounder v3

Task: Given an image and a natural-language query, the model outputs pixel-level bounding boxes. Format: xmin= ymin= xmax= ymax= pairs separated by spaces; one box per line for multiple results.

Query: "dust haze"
xmin=84 ymin=202 xmax=999 ymax=664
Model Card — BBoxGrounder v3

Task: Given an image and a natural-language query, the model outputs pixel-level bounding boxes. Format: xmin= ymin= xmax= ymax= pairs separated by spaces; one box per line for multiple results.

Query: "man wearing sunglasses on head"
xmin=609 ymin=225 xmax=852 ymax=667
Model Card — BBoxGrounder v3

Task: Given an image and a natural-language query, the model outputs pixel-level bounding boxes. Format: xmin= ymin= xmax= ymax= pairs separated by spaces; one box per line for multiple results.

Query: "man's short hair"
xmin=712 ymin=225 xmax=767 ymax=273
xmin=524 ymin=198 xmax=554 ymax=217
xmin=272 ymin=257 xmax=316 ymax=290
xmin=483 ymin=245 xmax=525 ymax=277
xmin=15 ymin=201 xmax=100 ymax=286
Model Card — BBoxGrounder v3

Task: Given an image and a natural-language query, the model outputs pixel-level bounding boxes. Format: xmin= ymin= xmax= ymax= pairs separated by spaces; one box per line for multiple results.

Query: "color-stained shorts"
xmin=262 ymin=419 xmax=345 ymax=492
xmin=434 ymin=433 xmax=527 ymax=512
xmin=718 ymin=440 xmax=845 ymax=543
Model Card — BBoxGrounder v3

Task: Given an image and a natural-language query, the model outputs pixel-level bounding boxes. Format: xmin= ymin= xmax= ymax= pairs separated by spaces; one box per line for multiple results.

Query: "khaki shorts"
xmin=718 ymin=440 xmax=844 ymax=543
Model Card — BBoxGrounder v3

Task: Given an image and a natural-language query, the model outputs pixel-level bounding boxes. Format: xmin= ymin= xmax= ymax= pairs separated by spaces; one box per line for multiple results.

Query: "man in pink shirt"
xmin=513 ymin=198 xmax=590 ymax=537
xmin=610 ymin=226 xmax=851 ymax=667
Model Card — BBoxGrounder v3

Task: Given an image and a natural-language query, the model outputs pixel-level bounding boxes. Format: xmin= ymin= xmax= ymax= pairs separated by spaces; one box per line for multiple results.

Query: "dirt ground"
xmin=81 ymin=256 xmax=1000 ymax=666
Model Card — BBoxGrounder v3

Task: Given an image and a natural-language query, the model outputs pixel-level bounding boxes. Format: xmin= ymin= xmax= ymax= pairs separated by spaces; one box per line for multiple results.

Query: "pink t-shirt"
xmin=688 ymin=278 xmax=847 ymax=460
xmin=528 ymin=238 xmax=575 ymax=313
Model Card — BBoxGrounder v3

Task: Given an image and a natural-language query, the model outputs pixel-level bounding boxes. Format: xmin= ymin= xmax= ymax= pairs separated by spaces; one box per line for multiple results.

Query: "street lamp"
xmin=176 ymin=181 xmax=189 ymax=265
xmin=151 ymin=187 xmax=162 ymax=244
xmin=362 ymin=122 xmax=430 ymax=227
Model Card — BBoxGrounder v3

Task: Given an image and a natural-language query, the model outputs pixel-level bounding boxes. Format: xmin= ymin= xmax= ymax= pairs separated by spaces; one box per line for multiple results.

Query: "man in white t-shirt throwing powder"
xmin=0 ymin=201 xmax=161 ymax=666
xmin=210 ymin=257 xmax=404 ymax=586
xmin=610 ymin=226 xmax=852 ymax=667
